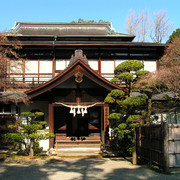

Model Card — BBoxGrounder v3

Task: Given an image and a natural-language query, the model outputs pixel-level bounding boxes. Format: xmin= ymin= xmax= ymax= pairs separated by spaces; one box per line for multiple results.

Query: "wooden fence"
xmin=136 ymin=123 xmax=180 ymax=172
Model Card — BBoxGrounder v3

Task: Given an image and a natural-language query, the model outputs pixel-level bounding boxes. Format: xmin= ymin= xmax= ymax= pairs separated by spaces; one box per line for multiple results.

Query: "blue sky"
xmin=0 ymin=0 xmax=179 ymax=42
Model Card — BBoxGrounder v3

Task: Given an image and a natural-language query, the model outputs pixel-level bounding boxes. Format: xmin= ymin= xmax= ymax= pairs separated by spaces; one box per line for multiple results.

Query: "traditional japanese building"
xmin=0 ymin=22 xmax=166 ymax=152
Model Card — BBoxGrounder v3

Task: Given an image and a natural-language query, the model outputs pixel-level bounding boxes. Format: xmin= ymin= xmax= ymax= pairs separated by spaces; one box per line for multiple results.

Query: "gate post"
xmin=163 ymin=123 xmax=169 ymax=172
xmin=132 ymin=128 xmax=137 ymax=164
xmin=104 ymin=104 xmax=109 ymax=146
xmin=49 ymin=103 xmax=54 ymax=149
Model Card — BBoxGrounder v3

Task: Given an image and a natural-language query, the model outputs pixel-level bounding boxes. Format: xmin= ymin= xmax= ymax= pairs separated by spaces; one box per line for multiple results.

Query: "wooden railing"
xmin=5 ymin=72 xmax=121 ymax=89
xmin=5 ymin=73 xmax=53 ymax=88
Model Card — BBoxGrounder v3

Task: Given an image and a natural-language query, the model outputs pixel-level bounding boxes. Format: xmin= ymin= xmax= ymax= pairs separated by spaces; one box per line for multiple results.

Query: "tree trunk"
xmin=132 ymin=128 xmax=137 ymax=164
xmin=29 ymin=140 xmax=34 ymax=157
xmin=129 ymin=81 xmax=133 ymax=97
xmin=146 ymin=96 xmax=152 ymax=124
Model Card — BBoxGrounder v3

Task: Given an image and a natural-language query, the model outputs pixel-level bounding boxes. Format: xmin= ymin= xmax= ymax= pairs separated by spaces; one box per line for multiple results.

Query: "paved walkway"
xmin=0 ymin=157 xmax=179 ymax=180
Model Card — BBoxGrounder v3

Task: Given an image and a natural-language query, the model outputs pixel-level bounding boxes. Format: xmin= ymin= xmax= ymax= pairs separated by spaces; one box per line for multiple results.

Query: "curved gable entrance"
xmin=26 ymin=50 xmax=126 ymax=152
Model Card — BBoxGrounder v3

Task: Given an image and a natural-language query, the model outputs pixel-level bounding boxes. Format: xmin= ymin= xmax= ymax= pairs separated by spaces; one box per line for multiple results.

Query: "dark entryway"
xmin=67 ymin=115 xmax=89 ymax=137
xmin=54 ymin=106 xmax=101 ymax=137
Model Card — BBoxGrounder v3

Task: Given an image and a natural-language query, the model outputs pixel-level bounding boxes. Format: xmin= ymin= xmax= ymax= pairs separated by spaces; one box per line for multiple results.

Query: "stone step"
xmin=56 ymin=139 xmax=100 ymax=142
xmin=51 ymin=147 xmax=102 ymax=157
xmin=55 ymin=133 xmax=100 ymax=137
xmin=56 ymin=142 xmax=100 ymax=145
xmin=56 ymin=144 xmax=101 ymax=148
xmin=55 ymin=137 xmax=100 ymax=140
xmin=55 ymin=152 xmax=102 ymax=157
xmin=55 ymin=136 xmax=101 ymax=145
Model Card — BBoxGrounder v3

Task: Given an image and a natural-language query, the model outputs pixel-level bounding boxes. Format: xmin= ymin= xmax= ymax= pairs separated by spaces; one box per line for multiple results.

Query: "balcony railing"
xmin=4 ymin=72 xmax=125 ymax=89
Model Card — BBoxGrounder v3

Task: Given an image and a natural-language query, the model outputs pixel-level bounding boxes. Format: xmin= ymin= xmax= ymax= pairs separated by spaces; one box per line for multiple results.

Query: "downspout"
xmin=52 ymin=35 xmax=57 ymax=77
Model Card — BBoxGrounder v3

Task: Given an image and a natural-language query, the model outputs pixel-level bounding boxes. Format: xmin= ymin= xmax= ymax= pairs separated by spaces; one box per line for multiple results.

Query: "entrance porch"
xmin=25 ymin=50 xmax=125 ymax=153
xmin=49 ymin=104 xmax=110 ymax=153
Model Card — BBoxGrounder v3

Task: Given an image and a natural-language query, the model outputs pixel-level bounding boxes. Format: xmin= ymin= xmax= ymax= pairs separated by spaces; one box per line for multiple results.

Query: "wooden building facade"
xmin=1 ymin=22 xmax=165 ymax=151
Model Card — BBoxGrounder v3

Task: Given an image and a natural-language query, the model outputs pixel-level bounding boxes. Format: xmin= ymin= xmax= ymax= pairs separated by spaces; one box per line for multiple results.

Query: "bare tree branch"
xmin=126 ymin=9 xmax=150 ymax=42
xmin=0 ymin=32 xmax=28 ymax=92
xmin=126 ymin=9 xmax=172 ymax=43
xmin=150 ymin=10 xmax=172 ymax=43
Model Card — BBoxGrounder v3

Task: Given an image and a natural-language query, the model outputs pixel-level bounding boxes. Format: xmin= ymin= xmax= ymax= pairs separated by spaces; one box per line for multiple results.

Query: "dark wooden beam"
xmin=49 ymin=103 xmax=54 ymax=149
xmin=104 ymin=104 xmax=109 ymax=144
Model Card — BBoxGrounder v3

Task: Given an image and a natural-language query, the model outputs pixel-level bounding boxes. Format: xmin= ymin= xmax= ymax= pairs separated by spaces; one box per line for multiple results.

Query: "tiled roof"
xmin=9 ymin=22 xmax=134 ymax=38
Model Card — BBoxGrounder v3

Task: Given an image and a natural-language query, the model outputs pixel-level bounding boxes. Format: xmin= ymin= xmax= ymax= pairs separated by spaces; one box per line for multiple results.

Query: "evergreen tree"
xmin=70 ymin=18 xmax=110 ymax=24
xmin=105 ymin=60 xmax=148 ymax=155
xmin=4 ymin=112 xmax=54 ymax=156
xmin=166 ymin=28 xmax=180 ymax=44
xmin=114 ymin=60 xmax=149 ymax=97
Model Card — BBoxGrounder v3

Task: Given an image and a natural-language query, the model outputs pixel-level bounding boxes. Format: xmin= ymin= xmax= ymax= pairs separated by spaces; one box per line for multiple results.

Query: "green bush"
xmin=114 ymin=60 xmax=144 ymax=74
xmin=121 ymin=95 xmax=146 ymax=110
xmin=110 ymin=77 xmax=118 ymax=84
xmin=136 ymin=70 xmax=150 ymax=77
xmin=126 ymin=115 xmax=141 ymax=123
xmin=119 ymin=72 xmax=133 ymax=81
xmin=108 ymin=113 xmax=122 ymax=120
xmin=4 ymin=111 xmax=55 ymax=156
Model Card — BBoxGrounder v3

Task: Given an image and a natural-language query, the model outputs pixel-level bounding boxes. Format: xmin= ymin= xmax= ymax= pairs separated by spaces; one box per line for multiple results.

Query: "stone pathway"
xmin=0 ymin=157 xmax=179 ymax=180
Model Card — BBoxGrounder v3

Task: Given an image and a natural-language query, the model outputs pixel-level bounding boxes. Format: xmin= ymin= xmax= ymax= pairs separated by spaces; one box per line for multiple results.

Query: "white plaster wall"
xmin=116 ymin=60 xmax=156 ymax=72
xmin=9 ymin=60 xmax=23 ymax=81
xmin=101 ymin=60 xmax=114 ymax=73
xmin=39 ymin=130 xmax=50 ymax=151
xmin=115 ymin=60 xmax=126 ymax=67
xmin=66 ymin=60 xmax=70 ymax=67
xmin=25 ymin=60 xmax=38 ymax=73
xmin=144 ymin=61 xmax=156 ymax=72
xmin=56 ymin=59 xmax=66 ymax=70
xmin=40 ymin=60 xmax=52 ymax=73
xmin=88 ymin=60 xmax=98 ymax=70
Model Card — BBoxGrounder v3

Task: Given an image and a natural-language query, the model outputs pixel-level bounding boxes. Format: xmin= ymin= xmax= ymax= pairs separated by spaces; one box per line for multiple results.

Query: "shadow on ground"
xmin=0 ymin=157 xmax=179 ymax=180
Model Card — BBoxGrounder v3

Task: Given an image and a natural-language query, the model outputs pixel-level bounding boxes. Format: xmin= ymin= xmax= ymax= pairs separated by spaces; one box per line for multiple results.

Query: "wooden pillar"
xmin=114 ymin=58 xmax=116 ymax=69
xmin=65 ymin=59 xmax=67 ymax=68
xmin=49 ymin=103 xmax=54 ymax=149
xmin=163 ymin=123 xmax=169 ymax=172
xmin=37 ymin=60 xmax=39 ymax=84
xmin=142 ymin=60 xmax=144 ymax=70
xmin=98 ymin=58 xmax=102 ymax=75
xmin=76 ymin=97 xmax=81 ymax=104
xmin=52 ymin=58 xmax=55 ymax=77
xmin=156 ymin=60 xmax=159 ymax=72
xmin=161 ymin=112 xmax=163 ymax=124
xmin=23 ymin=60 xmax=25 ymax=83
xmin=132 ymin=128 xmax=137 ymax=165
xmin=104 ymin=104 xmax=109 ymax=144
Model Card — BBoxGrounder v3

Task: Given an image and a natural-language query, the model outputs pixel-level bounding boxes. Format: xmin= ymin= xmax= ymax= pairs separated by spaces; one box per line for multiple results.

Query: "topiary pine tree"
xmin=105 ymin=60 xmax=149 ymax=155
xmin=109 ymin=94 xmax=146 ymax=154
xmin=105 ymin=89 xmax=147 ymax=154
xmin=114 ymin=60 xmax=149 ymax=97
xmin=4 ymin=112 xmax=54 ymax=156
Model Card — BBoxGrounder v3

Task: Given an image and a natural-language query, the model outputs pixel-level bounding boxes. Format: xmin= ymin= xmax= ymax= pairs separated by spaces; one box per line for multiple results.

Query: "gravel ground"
xmin=0 ymin=157 xmax=179 ymax=180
